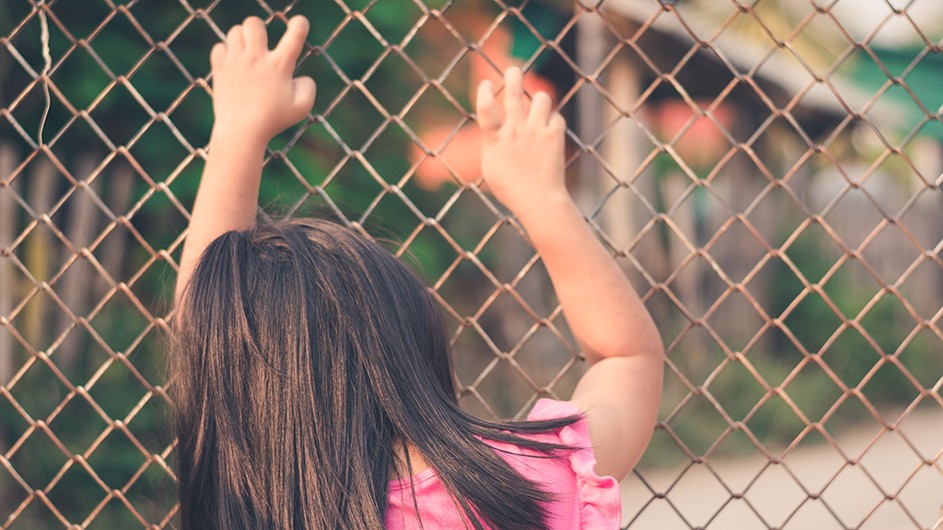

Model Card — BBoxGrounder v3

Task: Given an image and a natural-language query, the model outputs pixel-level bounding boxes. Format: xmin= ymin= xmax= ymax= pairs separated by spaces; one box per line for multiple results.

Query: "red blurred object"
xmin=651 ymin=99 xmax=733 ymax=171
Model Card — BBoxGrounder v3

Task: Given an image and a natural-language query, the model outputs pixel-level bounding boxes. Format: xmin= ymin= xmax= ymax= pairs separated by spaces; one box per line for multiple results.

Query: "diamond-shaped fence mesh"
xmin=1 ymin=0 xmax=942 ymax=528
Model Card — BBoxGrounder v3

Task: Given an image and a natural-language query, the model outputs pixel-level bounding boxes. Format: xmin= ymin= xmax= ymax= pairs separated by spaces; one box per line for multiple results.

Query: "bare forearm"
xmin=175 ymin=129 xmax=266 ymax=301
xmin=518 ymin=193 xmax=662 ymax=365
xmin=174 ymin=15 xmax=314 ymax=304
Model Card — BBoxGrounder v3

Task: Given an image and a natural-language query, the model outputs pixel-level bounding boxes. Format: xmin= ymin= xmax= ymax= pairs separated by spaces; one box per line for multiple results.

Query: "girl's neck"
xmin=390 ymin=441 xmax=430 ymax=481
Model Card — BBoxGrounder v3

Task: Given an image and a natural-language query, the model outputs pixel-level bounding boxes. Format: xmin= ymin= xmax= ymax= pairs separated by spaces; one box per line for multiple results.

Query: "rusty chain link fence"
xmin=2 ymin=0 xmax=942 ymax=528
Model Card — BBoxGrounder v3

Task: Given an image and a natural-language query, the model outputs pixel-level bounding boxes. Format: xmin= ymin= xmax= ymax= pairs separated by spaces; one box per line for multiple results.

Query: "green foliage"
xmin=642 ymin=212 xmax=937 ymax=468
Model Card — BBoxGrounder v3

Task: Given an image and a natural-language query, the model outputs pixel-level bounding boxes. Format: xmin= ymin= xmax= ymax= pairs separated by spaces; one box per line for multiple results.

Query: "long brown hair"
xmin=172 ymin=218 xmax=579 ymax=529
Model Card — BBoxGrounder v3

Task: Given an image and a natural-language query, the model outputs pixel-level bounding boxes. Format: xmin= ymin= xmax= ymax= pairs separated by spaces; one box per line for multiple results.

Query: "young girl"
xmin=172 ymin=15 xmax=664 ymax=530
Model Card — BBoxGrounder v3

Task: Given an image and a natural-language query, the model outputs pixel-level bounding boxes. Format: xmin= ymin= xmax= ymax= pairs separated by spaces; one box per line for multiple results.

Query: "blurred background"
xmin=1 ymin=0 xmax=941 ymax=528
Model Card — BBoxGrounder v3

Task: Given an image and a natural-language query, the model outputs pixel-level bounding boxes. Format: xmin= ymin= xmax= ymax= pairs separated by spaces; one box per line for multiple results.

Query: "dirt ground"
xmin=621 ymin=405 xmax=943 ymax=529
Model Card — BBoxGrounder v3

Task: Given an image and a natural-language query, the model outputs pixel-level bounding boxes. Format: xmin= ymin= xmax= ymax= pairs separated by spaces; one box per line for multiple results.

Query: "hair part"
xmin=172 ymin=218 xmax=579 ymax=530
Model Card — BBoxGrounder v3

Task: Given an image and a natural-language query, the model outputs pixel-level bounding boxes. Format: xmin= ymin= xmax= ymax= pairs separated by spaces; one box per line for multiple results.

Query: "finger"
xmin=210 ymin=42 xmax=227 ymax=67
xmin=476 ymin=80 xmax=500 ymax=136
xmin=503 ymin=67 xmax=525 ymax=122
xmin=275 ymin=16 xmax=310 ymax=65
xmin=242 ymin=16 xmax=268 ymax=52
xmin=528 ymin=92 xmax=553 ymax=126
xmin=292 ymin=76 xmax=317 ymax=117
xmin=549 ymin=113 xmax=566 ymax=134
xmin=226 ymin=24 xmax=244 ymax=52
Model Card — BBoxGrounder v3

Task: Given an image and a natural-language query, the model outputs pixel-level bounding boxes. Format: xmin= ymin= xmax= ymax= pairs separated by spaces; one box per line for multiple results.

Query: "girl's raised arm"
xmin=174 ymin=16 xmax=315 ymax=303
xmin=477 ymin=68 xmax=665 ymax=482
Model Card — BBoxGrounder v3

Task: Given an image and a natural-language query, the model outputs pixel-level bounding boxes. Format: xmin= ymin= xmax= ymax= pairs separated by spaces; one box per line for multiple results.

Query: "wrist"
xmin=513 ymin=190 xmax=577 ymax=227
xmin=209 ymin=122 xmax=270 ymax=152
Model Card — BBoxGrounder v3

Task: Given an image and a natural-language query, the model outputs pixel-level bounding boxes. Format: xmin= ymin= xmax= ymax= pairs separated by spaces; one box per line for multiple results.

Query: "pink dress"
xmin=385 ymin=399 xmax=622 ymax=529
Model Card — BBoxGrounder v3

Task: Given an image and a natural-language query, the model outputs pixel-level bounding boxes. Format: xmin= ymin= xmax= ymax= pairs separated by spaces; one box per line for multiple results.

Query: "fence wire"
xmin=1 ymin=0 xmax=942 ymax=528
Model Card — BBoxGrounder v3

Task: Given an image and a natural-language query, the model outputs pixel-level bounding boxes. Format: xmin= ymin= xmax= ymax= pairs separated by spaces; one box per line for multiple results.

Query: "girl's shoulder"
xmin=385 ymin=399 xmax=622 ymax=530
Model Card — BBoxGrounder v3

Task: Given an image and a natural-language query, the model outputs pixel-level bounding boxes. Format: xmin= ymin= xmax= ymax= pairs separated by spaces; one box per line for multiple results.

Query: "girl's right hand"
xmin=476 ymin=67 xmax=570 ymax=219
xmin=210 ymin=15 xmax=316 ymax=146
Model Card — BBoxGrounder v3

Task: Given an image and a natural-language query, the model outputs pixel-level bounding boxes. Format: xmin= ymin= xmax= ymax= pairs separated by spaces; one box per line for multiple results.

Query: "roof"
xmin=599 ymin=0 xmax=934 ymax=125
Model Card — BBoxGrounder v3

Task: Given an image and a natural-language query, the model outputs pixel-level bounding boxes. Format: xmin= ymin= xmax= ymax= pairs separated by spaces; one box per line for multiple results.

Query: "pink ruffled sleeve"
xmin=526 ymin=398 xmax=622 ymax=529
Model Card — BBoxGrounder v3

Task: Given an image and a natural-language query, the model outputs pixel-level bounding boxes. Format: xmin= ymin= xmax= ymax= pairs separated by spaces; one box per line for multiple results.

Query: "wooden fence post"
xmin=0 ymin=143 xmax=17 ymax=386
xmin=56 ymin=157 xmax=101 ymax=373
xmin=96 ymin=164 xmax=133 ymax=295
xmin=23 ymin=156 xmax=56 ymax=352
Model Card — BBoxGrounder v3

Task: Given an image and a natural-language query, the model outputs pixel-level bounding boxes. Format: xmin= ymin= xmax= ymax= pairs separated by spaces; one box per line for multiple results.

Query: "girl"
xmin=172 ymin=15 xmax=664 ymax=530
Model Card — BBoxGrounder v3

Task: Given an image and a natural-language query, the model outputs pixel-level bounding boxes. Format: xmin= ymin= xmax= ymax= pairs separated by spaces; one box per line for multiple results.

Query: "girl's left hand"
xmin=210 ymin=15 xmax=316 ymax=144
xmin=476 ymin=67 xmax=568 ymax=221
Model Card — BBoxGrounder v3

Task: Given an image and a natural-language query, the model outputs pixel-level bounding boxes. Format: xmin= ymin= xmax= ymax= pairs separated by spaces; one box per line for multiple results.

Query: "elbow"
xmin=584 ymin=328 xmax=665 ymax=365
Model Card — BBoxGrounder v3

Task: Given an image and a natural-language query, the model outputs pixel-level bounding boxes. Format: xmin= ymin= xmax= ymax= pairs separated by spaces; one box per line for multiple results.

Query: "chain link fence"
xmin=1 ymin=0 xmax=942 ymax=528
